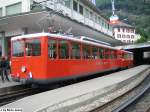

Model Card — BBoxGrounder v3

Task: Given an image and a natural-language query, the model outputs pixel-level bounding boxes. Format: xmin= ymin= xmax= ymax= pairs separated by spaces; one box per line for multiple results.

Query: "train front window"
xmin=12 ymin=40 xmax=24 ymax=57
xmin=25 ymin=39 xmax=41 ymax=56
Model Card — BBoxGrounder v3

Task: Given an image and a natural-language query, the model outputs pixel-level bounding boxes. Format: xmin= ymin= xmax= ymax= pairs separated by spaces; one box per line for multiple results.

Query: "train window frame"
xmin=91 ymin=46 xmax=99 ymax=59
xmin=104 ymin=49 xmax=110 ymax=59
xmin=48 ymin=39 xmax=57 ymax=59
xmin=25 ymin=38 xmax=41 ymax=56
xmin=70 ymin=41 xmax=81 ymax=59
xmin=110 ymin=50 xmax=115 ymax=59
xmin=82 ymin=44 xmax=91 ymax=59
xmin=58 ymin=39 xmax=69 ymax=59
xmin=99 ymin=47 xmax=104 ymax=59
xmin=12 ymin=39 xmax=24 ymax=57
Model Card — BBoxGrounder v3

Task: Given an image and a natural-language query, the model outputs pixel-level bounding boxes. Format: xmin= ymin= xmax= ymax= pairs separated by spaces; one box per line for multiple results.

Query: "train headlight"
xmin=17 ymin=73 xmax=19 ymax=77
xmin=21 ymin=66 xmax=26 ymax=72
xmin=9 ymin=61 xmax=11 ymax=66
xmin=28 ymin=72 xmax=32 ymax=78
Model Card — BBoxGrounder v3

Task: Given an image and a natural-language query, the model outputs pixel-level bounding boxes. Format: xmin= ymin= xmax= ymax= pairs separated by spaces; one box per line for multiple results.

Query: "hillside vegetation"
xmin=96 ymin=0 xmax=150 ymax=42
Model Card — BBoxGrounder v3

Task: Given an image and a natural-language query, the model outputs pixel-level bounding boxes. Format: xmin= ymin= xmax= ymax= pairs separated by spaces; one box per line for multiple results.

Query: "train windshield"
xmin=12 ymin=39 xmax=41 ymax=57
xmin=25 ymin=39 xmax=41 ymax=56
xmin=12 ymin=40 xmax=24 ymax=57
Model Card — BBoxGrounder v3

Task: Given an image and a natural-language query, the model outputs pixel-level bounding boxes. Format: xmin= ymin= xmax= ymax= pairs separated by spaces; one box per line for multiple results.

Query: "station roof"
xmin=0 ymin=9 xmax=123 ymax=46
xmin=116 ymin=42 xmax=150 ymax=51
xmin=111 ymin=21 xmax=134 ymax=29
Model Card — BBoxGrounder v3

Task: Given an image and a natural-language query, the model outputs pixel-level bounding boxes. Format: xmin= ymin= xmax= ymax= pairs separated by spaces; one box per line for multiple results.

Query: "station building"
xmin=0 ymin=0 xmax=121 ymax=56
xmin=111 ymin=22 xmax=140 ymax=44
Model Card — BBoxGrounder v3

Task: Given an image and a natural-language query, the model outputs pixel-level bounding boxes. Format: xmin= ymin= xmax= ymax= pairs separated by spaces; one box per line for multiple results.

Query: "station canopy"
xmin=0 ymin=10 xmax=123 ymax=46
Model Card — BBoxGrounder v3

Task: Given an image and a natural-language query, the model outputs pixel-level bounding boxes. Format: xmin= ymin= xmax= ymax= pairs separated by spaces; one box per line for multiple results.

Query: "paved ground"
xmin=0 ymin=75 xmax=21 ymax=89
xmin=1 ymin=65 xmax=150 ymax=112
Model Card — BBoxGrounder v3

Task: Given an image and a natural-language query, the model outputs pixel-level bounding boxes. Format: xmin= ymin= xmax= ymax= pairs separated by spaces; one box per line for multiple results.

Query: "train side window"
xmin=110 ymin=50 xmax=115 ymax=59
xmin=83 ymin=45 xmax=91 ymax=59
xmin=71 ymin=42 xmax=81 ymax=59
xmin=92 ymin=47 xmax=99 ymax=59
xmin=105 ymin=49 xmax=109 ymax=59
xmin=26 ymin=39 xmax=41 ymax=56
xmin=48 ymin=40 xmax=57 ymax=59
xmin=113 ymin=51 xmax=117 ymax=59
xmin=109 ymin=50 xmax=112 ymax=59
xmin=123 ymin=53 xmax=127 ymax=59
xmin=59 ymin=40 xmax=69 ymax=59
xmin=99 ymin=48 xmax=104 ymax=59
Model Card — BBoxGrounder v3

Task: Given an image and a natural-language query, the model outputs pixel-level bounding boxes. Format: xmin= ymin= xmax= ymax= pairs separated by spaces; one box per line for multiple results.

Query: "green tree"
xmin=136 ymin=28 xmax=149 ymax=43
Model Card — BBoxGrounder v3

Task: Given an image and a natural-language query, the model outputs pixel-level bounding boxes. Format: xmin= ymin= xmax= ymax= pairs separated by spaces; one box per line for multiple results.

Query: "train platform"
xmin=0 ymin=75 xmax=21 ymax=89
xmin=1 ymin=65 xmax=150 ymax=112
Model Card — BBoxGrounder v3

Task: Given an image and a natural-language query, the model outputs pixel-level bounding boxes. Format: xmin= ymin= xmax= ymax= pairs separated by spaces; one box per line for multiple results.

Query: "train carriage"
xmin=11 ymin=33 xmax=133 ymax=84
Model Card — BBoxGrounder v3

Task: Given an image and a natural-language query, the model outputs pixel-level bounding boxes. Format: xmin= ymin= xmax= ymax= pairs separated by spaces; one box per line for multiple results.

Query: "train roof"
xmin=11 ymin=32 xmax=132 ymax=53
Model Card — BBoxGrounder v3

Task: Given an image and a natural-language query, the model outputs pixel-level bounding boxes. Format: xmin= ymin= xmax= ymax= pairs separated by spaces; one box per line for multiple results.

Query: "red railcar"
xmin=10 ymin=33 xmax=133 ymax=84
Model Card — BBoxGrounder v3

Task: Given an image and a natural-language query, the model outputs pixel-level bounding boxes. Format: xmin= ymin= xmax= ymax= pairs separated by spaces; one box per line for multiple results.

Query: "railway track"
xmin=118 ymin=85 xmax=150 ymax=112
xmin=91 ymin=73 xmax=150 ymax=112
xmin=0 ymin=84 xmax=42 ymax=106
xmin=0 ymin=66 xmax=125 ymax=107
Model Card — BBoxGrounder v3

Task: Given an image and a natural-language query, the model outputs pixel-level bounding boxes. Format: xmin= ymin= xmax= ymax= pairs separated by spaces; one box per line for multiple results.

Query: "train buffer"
xmin=1 ymin=65 xmax=150 ymax=112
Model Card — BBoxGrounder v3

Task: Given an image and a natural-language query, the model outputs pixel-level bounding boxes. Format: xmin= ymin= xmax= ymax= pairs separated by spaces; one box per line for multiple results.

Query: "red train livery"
xmin=10 ymin=33 xmax=133 ymax=84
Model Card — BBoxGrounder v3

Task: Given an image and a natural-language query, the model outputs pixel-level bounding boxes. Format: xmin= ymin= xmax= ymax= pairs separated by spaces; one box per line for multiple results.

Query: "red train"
xmin=10 ymin=33 xmax=133 ymax=84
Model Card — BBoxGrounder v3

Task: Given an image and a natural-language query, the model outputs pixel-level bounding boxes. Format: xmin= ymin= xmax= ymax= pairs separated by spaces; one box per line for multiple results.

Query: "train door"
xmin=24 ymin=37 xmax=46 ymax=79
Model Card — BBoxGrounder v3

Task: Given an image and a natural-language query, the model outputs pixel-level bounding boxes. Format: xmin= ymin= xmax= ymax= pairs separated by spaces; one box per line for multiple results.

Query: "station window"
xmin=48 ymin=40 xmax=57 ymax=59
xmin=31 ymin=1 xmax=43 ymax=11
xmin=0 ymin=8 xmax=2 ymax=17
xmin=59 ymin=40 xmax=69 ymax=59
xmin=122 ymin=35 xmax=125 ymax=38
xmin=105 ymin=23 xmax=108 ymax=29
xmin=64 ymin=0 xmax=71 ymax=8
xmin=6 ymin=2 xmax=22 ymax=16
xmin=12 ymin=40 xmax=24 ymax=57
xmin=123 ymin=28 xmax=125 ymax=32
xmin=92 ymin=47 xmax=99 ymax=59
xmin=131 ymin=29 xmax=134 ymax=33
xmin=131 ymin=35 xmax=134 ymax=39
xmin=127 ymin=35 xmax=130 ymax=38
xmin=102 ymin=21 xmax=104 ymax=27
xmin=73 ymin=0 xmax=78 ymax=12
xmin=99 ymin=48 xmax=104 ymax=59
xmin=117 ymin=34 xmax=121 ymax=38
xmin=71 ymin=42 xmax=81 ymax=59
xmin=126 ymin=29 xmax=129 ymax=33
xmin=89 ymin=11 xmax=93 ymax=20
xmin=25 ymin=39 xmax=41 ymax=56
xmin=98 ymin=17 xmax=101 ymax=24
xmin=83 ymin=45 xmax=91 ymax=59
xmin=79 ymin=4 xmax=83 ymax=15
xmin=132 ymin=40 xmax=134 ymax=43
xmin=85 ymin=8 xmax=90 ymax=18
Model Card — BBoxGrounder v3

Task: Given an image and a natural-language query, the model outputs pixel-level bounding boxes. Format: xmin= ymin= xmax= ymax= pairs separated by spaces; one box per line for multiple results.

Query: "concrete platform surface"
xmin=1 ymin=65 xmax=150 ymax=112
xmin=0 ymin=76 xmax=21 ymax=89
